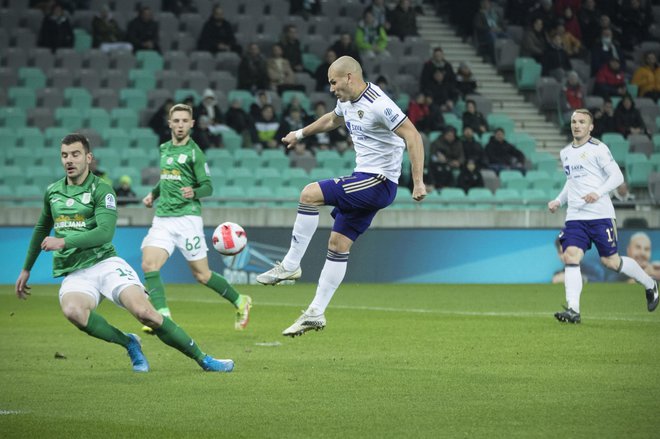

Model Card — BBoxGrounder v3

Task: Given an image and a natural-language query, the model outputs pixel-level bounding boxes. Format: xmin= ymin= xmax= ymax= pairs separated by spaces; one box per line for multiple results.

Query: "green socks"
xmin=154 ymin=316 xmax=205 ymax=362
xmin=207 ymin=272 xmax=241 ymax=306
xmin=81 ymin=312 xmax=131 ymax=347
xmin=144 ymin=271 xmax=167 ymax=311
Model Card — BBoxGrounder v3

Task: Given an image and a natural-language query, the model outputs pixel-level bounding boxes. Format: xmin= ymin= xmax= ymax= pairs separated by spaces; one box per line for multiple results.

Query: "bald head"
xmin=627 ymin=232 xmax=652 ymax=265
xmin=329 ymin=56 xmax=363 ymax=78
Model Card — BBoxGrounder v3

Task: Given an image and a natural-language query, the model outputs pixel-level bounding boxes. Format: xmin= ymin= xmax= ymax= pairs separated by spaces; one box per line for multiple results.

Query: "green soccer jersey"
xmin=152 ymin=139 xmax=213 ymax=217
xmin=22 ymin=172 xmax=118 ymax=277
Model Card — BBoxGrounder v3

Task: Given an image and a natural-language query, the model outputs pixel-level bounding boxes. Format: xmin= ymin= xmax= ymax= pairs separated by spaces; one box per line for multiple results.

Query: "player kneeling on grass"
xmin=14 ymin=134 xmax=233 ymax=373
xmin=548 ymin=109 xmax=658 ymax=324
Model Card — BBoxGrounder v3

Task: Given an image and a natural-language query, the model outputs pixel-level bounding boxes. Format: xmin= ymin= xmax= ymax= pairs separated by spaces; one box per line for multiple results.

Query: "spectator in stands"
xmin=306 ymin=101 xmax=349 ymax=151
xmin=419 ymin=47 xmax=456 ymax=95
xmin=631 ymin=52 xmax=660 ymax=101
xmin=529 ymin=0 xmax=558 ymax=31
xmin=162 ymin=0 xmax=197 ymax=16
xmin=593 ymin=57 xmax=626 ymax=100
xmin=289 ymin=0 xmax=321 ymax=19
xmin=455 ymin=62 xmax=477 ymax=98
xmin=126 ymin=5 xmax=160 ymax=53
xmin=249 ymin=90 xmax=274 ymax=121
xmin=428 ymin=142 xmax=455 ymax=190
xmin=288 ymin=140 xmax=316 ymax=172
xmin=456 ymin=159 xmax=485 ymax=194
xmin=560 ymin=71 xmax=585 ymax=123
xmin=254 ymin=104 xmax=280 ymax=149
xmin=388 ymin=0 xmax=418 ymax=41
xmin=330 ymin=33 xmax=362 ymax=63
xmin=430 ymin=126 xmax=464 ymax=170
xmin=375 ymin=75 xmax=399 ymax=101
xmin=315 ymin=49 xmax=337 ymax=92
xmin=541 ymin=32 xmax=572 ymax=82
xmin=280 ymin=24 xmax=305 ymax=73
xmin=38 ymin=2 xmax=74 ymax=53
xmin=267 ymin=43 xmax=304 ymax=95
xmin=560 ymin=6 xmax=582 ymax=43
xmin=149 ymin=98 xmax=175 ymax=144
xmin=556 ymin=20 xmax=583 ymax=59
xmin=520 ymin=18 xmax=547 ymax=64
xmin=485 ymin=128 xmax=526 ymax=174
xmin=277 ymin=107 xmax=306 ymax=143
xmin=355 ymin=10 xmax=390 ymax=59
xmin=283 ymin=95 xmax=309 ymax=120
xmin=578 ymin=0 xmax=601 ymax=48
xmin=616 ymin=0 xmax=651 ymax=51
xmin=424 ymin=69 xmax=458 ymax=114
xmin=590 ymin=27 xmax=623 ymax=75
xmin=592 ymin=98 xmax=616 ymax=138
xmin=504 ymin=0 xmax=536 ymax=26
xmin=613 ymin=94 xmax=648 ymax=138
xmin=407 ymin=92 xmax=432 ymax=132
xmin=237 ymin=42 xmax=269 ymax=92
xmin=225 ymin=98 xmax=256 ymax=148
xmin=195 ymin=89 xmax=224 ymax=127
xmin=462 ymin=99 xmax=489 ymax=135
xmin=192 ymin=115 xmax=223 ymax=151
xmin=114 ymin=175 xmax=137 ymax=206
xmin=473 ymin=0 xmax=507 ymax=63
xmin=92 ymin=4 xmax=132 ymax=52
xmin=365 ymin=0 xmax=390 ymax=31
xmin=461 ymin=126 xmax=488 ymax=169
xmin=197 ymin=5 xmax=240 ymax=55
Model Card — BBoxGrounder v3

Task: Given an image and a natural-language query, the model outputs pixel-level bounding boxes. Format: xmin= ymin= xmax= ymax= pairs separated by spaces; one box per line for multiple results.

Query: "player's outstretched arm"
xmin=395 ymin=119 xmax=427 ymax=201
xmin=282 ymin=111 xmax=343 ymax=149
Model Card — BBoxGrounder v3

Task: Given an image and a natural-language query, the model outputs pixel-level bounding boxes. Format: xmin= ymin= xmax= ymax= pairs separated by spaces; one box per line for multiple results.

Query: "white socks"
xmin=619 ymin=256 xmax=655 ymax=289
xmin=564 ymin=264 xmax=582 ymax=313
xmin=308 ymin=250 xmax=349 ymax=315
xmin=281 ymin=203 xmax=319 ymax=272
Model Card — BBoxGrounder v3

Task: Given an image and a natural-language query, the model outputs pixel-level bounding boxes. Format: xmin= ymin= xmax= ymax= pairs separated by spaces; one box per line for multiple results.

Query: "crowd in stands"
xmin=7 ymin=0 xmax=659 ymax=204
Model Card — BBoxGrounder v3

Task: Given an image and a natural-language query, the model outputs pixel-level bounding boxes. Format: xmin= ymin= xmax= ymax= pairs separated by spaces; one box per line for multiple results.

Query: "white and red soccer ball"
xmin=212 ymin=222 xmax=247 ymax=255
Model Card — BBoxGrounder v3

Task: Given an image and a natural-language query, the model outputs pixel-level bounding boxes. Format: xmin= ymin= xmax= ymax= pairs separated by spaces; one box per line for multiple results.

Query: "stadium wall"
xmin=2 ymin=226 xmax=658 ymax=285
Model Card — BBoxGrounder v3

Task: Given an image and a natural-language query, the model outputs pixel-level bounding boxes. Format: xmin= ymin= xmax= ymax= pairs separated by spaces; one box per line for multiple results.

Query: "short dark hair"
xmin=61 ymin=133 xmax=90 ymax=153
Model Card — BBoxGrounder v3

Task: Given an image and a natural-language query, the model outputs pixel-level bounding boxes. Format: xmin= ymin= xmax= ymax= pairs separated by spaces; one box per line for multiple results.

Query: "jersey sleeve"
xmin=192 ymin=146 xmax=213 ymax=198
xmin=373 ymin=96 xmax=407 ymax=131
xmin=22 ymin=190 xmax=54 ymax=271
xmin=63 ymin=183 xmax=117 ymax=249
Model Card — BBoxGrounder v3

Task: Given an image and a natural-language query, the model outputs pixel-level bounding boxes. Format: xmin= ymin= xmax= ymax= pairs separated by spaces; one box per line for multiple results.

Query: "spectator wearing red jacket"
xmin=593 ymin=57 xmax=626 ymax=99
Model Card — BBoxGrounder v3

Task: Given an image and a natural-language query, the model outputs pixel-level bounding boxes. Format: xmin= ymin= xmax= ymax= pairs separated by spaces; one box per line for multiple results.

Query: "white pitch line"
xmin=0 ymin=410 xmax=26 ymax=415
xmin=167 ymin=298 xmax=660 ymax=323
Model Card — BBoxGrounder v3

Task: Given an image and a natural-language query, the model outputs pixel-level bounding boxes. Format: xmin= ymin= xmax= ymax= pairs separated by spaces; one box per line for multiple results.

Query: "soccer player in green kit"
xmin=141 ymin=103 xmax=252 ymax=332
xmin=15 ymin=133 xmax=233 ymax=372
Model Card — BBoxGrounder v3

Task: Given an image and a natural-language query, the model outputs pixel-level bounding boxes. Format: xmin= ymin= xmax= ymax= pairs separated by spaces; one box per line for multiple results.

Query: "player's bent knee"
xmin=135 ymin=307 xmax=160 ymax=327
xmin=300 ymin=183 xmax=323 ymax=205
xmin=193 ymin=270 xmax=211 ymax=284
xmin=601 ymin=255 xmax=621 ymax=271
xmin=61 ymin=305 xmax=89 ymax=327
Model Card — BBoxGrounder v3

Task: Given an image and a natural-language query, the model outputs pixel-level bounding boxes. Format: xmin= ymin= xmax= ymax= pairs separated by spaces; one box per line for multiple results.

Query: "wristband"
xmin=295 ymin=129 xmax=304 ymax=140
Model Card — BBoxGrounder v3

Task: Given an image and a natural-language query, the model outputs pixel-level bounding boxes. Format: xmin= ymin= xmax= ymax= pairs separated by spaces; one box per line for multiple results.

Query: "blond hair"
xmin=169 ymin=103 xmax=193 ymax=119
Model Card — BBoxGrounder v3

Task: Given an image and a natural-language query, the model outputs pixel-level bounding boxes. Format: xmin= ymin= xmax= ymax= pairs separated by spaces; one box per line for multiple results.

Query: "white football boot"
xmin=256 ymin=262 xmax=302 ymax=285
xmin=282 ymin=310 xmax=326 ymax=337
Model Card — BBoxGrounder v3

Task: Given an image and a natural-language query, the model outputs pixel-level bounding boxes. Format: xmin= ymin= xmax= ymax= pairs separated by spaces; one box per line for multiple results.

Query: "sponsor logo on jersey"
xmin=82 ymin=193 xmax=91 ymax=204
xmin=178 ymin=154 xmax=187 ymax=164
xmin=564 ymin=165 xmax=570 ymax=175
xmin=54 ymin=214 xmax=87 ymax=229
xmin=105 ymin=194 xmax=116 ymax=209
xmin=167 ymin=157 xmax=174 ymax=165
xmin=160 ymin=169 xmax=182 ymax=181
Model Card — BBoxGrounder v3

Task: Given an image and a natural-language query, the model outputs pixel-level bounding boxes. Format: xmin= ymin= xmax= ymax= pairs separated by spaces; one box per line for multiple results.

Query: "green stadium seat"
xmin=64 ymin=87 xmax=92 ymax=109
xmin=316 ymin=150 xmax=345 ymax=170
xmin=507 ymin=132 xmax=537 ymax=157
xmin=111 ymin=108 xmax=139 ymax=130
xmin=466 ymin=187 xmax=494 ymax=209
xmin=205 ymin=148 xmax=233 ymax=167
xmin=302 ymin=52 xmax=322 ymax=72
xmin=652 ymin=133 xmax=660 ymax=151
xmin=135 ymin=50 xmax=164 ymax=72
xmin=443 ymin=112 xmax=463 ymax=133
xmin=515 ymin=57 xmax=541 ymax=91
xmin=246 ymin=186 xmax=276 ymax=207
xmin=93 ymin=148 xmax=123 ymax=169
xmin=8 ymin=87 xmax=36 ymax=110
xmin=309 ymin=167 xmax=335 ymax=181
xmin=259 ymin=149 xmax=290 ymax=170
xmin=281 ymin=90 xmax=311 ymax=113
xmin=533 ymin=152 xmax=559 ymax=174
xmin=438 ymin=187 xmax=467 ymax=209
xmin=15 ymin=127 xmax=45 ymax=148
xmin=274 ymin=186 xmax=301 ymax=207
xmin=428 ymin=130 xmax=442 ymax=143
xmin=255 ymin=167 xmax=284 ymax=187
xmin=625 ymin=152 xmax=647 ymax=168
xmin=487 ymin=113 xmax=515 ymax=134
xmin=221 ymin=129 xmax=243 ymax=151
xmin=119 ymin=88 xmax=148 ymax=110
xmin=392 ymin=187 xmax=415 ymax=209
xmin=284 ymin=167 xmax=311 ymax=188
xmin=419 ymin=189 xmax=442 ymax=210
xmin=627 ymin=161 xmax=654 ymax=187
xmin=130 ymin=127 xmax=160 ymax=149
xmin=16 ymin=184 xmax=44 ymax=206
xmin=210 ymin=172 xmax=228 ymax=189
xmin=54 ymin=107 xmax=84 ymax=129
xmin=86 ymin=108 xmax=111 ymax=132
xmin=343 ymin=149 xmax=356 ymax=168
xmin=174 ymin=88 xmax=201 ymax=105
xmin=226 ymin=167 xmax=253 ymax=186
xmin=129 ymin=69 xmax=157 ymax=92
xmin=0 ymin=107 xmax=27 ymax=127
xmin=11 ymin=147 xmax=41 ymax=166
xmin=44 ymin=127 xmax=69 ymax=147
xmin=121 ymin=147 xmax=155 ymax=167
xmin=0 ymin=165 xmax=28 ymax=186
xmin=18 ymin=67 xmax=46 ymax=90
xmin=521 ymin=189 xmax=547 ymax=209
xmin=650 ymin=152 xmax=660 ymax=171
xmin=102 ymin=128 xmax=131 ymax=149
xmin=0 ymin=128 xmax=18 ymax=149
xmin=73 ymin=28 xmax=92 ymax=51
xmin=233 ymin=148 xmax=259 ymax=166
xmin=494 ymin=188 xmax=522 ymax=210
xmin=395 ymin=93 xmax=410 ymax=111
xmin=227 ymin=90 xmax=255 ymax=112
xmin=607 ymin=138 xmax=630 ymax=164
xmin=217 ymin=185 xmax=249 ymax=207
xmin=498 ymin=169 xmax=525 ymax=188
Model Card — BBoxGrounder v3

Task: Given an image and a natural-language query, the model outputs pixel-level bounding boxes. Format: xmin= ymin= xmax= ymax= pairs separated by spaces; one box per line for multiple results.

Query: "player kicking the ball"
xmin=15 ymin=134 xmax=233 ymax=372
xmin=256 ymin=56 xmax=426 ymax=336
xmin=548 ymin=109 xmax=658 ymax=323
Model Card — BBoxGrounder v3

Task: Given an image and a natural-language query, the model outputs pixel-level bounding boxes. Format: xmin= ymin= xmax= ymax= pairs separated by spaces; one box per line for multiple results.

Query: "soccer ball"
xmin=212 ymin=222 xmax=247 ymax=255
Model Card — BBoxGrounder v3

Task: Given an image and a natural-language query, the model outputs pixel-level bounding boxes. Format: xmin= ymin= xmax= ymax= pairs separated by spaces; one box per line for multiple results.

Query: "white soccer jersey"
xmin=334 ymin=83 xmax=407 ymax=183
xmin=557 ymin=137 xmax=623 ymax=220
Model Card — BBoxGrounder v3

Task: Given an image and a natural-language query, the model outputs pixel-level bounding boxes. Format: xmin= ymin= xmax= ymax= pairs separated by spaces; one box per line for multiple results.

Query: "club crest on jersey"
xmin=82 ymin=192 xmax=91 ymax=204
xmin=358 ymin=110 xmax=364 ymax=119
xmin=66 ymin=199 xmax=74 ymax=207
xmin=105 ymin=194 xmax=116 ymax=209
xmin=167 ymin=157 xmax=174 ymax=165
xmin=178 ymin=154 xmax=187 ymax=163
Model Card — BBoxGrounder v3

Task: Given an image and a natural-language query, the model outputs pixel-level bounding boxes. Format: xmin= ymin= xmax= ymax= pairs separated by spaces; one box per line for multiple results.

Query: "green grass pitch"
xmin=1 ymin=282 xmax=659 ymax=438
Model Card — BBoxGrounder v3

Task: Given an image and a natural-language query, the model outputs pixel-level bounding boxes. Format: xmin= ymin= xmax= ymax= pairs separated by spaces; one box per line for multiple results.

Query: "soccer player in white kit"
xmin=256 ymin=56 xmax=427 ymax=336
xmin=548 ymin=109 xmax=658 ymax=323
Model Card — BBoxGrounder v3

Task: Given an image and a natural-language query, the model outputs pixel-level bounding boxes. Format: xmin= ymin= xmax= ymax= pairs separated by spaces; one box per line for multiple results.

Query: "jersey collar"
xmin=351 ymin=82 xmax=372 ymax=104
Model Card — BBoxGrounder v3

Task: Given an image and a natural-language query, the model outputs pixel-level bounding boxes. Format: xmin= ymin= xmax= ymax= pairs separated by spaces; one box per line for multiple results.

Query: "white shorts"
xmin=141 ymin=215 xmax=208 ymax=261
xmin=59 ymin=257 xmax=145 ymax=307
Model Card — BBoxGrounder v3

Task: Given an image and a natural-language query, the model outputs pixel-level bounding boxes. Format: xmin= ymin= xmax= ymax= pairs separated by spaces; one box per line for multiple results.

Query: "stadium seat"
xmin=8 ymin=87 xmax=36 ymax=110
xmin=102 ymin=128 xmax=130 ymax=149
xmin=443 ymin=113 xmax=463 ymax=133
xmin=0 ymin=127 xmax=18 ymax=149
xmin=533 ymin=153 xmax=559 ymax=174
xmin=308 ymin=167 xmax=335 ymax=181
xmin=284 ymin=167 xmax=310 ymax=189
xmin=0 ymin=107 xmax=27 ymax=127
xmin=281 ymin=90 xmax=311 ymax=113
xmin=227 ymin=89 xmax=255 ymax=112
xmin=315 ymin=150 xmax=345 ymax=170
xmin=627 ymin=161 xmax=654 ymax=188
xmin=535 ymin=76 xmax=561 ymax=111
xmin=217 ymin=185 xmax=249 ymax=207
xmin=119 ymin=88 xmax=148 ymax=111
xmin=221 ymin=130 xmax=243 ymax=151
xmin=205 ymin=148 xmax=233 ymax=167
xmin=438 ymin=187 xmax=467 ymax=209
xmin=255 ymin=168 xmax=284 ymax=187
xmin=16 ymin=184 xmax=44 ymax=206
xmin=110 ymin=165 xmax=141 ymax=185
xmin=130 ymin=127 xmax=160 ymax=149
xmin=246 ymin=186 xmax=276 ymax=207
xmin=44 ymin=127 xmax=69 ymax=147
xmin=515 ymin=57 xmax=541 ymax=91
xmin=274 ymin=186 xmax=301 ymax=207
xmin=521 ymin=189 xmax=548 ymax=209
xmin=93 ymin=148 xmax=123 ymax=169
xmin=210 ymin=172 xmax=228 ymax=189
xmin=628 ymin=133 xmax=653 ymax=157
xmin=226 ymin=167 xmax=254 ymax=187
xmin=233 ymin=149 xmax=259 ymax=166
xmin=73 ymin=28 xmax=92 ymax=51
xmin=128 ymin=69 xmax=156 ymax=92
xmin=174 ymin=88 xmax=201 ymax=105
xmin=16 ymin=126 xmax=45 ymax=148
xmin=54 ymin=107 xmax=84 ymax=130
xmin=487 ymin=113 xmax=515 ymax=134
xmin=392 ymin=187 xmax=415 ymax=210
xmin=259 ymin=149 xmax=290 ymax=170
xmin=64 ymin=87 xmax=93 ymax=109
xmin=135 ymin=50 xmax=163 ymax=72
xmin=111 ymin=108 xmax=139 ymax=130
xmin=18 ymin=67 xmax=46 ymax=90
xmin=466 ymin=187 xmax=494 ymax=209
xmin=653 ymin=133 xmax=660 ymax=152
xmin=498 ymin=170 xmax=525 ymax=188
xmin=86 ymin=108 xmax=111 ymax=132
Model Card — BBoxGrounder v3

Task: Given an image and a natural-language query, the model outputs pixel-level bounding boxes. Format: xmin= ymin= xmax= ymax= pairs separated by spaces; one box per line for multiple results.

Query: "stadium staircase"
xmin=417 ymin=4 xmax=567 ymax=156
